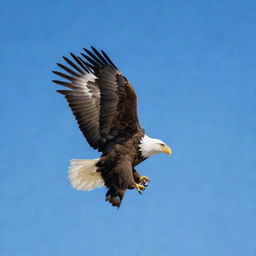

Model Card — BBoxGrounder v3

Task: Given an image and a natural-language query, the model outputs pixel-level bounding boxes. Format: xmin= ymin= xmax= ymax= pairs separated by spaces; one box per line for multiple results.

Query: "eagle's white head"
xmin=139 ymin=135 xmax=172 ymax=158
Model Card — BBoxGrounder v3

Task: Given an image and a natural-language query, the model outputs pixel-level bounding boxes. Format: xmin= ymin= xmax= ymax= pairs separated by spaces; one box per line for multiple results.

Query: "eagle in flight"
xmin=52 ymin=47 xmax=172 ymax=207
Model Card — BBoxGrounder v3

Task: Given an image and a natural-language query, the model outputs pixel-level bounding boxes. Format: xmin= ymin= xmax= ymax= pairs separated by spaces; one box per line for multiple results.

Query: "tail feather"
xmin=68 ymin=158 xmax=104 ymax=191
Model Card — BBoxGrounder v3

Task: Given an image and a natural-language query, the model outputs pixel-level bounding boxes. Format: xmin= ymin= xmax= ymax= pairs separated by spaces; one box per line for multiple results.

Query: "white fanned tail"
xmin=68 ymin=158 xmax=105 ymax=191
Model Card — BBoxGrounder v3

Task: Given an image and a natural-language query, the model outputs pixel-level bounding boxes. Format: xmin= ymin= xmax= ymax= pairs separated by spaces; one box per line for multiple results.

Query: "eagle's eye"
xmin=160 ymin=143 xmax=165 ymax=147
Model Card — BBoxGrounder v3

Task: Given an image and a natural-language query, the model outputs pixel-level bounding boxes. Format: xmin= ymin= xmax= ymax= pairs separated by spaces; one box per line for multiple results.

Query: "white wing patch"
xmin=76 ymin=73 xmax=97 ymax=97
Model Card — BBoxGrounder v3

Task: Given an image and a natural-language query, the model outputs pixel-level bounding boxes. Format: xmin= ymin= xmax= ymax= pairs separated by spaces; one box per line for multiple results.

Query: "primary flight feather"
xmin=52 ymin=47 xmax=171 ymax=207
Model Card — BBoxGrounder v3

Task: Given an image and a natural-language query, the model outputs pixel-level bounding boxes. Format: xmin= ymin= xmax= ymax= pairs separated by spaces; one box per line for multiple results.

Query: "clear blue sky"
xmin=1 ymin=1 xmax=255 ymax=255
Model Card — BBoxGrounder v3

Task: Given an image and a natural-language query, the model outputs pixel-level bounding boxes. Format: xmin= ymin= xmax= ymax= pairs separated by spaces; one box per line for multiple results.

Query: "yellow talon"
xmin=135 ymin=183 xmax=145 ymax=193
xmin=139 ymin=176 xmax=150 ymax=184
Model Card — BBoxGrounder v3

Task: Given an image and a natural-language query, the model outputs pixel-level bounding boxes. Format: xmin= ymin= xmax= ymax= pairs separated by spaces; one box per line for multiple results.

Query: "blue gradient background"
xmin=1 ymin=1 xmax=255 ymax=255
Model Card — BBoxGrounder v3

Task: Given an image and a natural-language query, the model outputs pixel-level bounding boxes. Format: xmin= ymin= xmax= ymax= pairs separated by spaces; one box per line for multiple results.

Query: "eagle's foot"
xmin=139 ymin=176 xmax=150 ymax=187
xmin=134 ymin=183 xmax=145 ymax=194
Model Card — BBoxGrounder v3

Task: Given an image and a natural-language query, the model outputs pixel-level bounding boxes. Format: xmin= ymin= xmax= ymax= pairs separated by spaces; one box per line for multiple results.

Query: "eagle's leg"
xmin=105 ymin=187 xmax=126 ymax=208
xmin=105 ymin=158 xmax=136 ymax=207
xmin=133 ymin=169 xmax=150 ymax=187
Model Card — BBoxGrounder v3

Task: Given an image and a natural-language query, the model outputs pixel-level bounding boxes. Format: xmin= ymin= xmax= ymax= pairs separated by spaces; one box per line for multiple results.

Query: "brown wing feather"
xmin=52 ymin=47 xmax=142 ymax=152
xmin=56 ymin=75 xmax=101 ymax=150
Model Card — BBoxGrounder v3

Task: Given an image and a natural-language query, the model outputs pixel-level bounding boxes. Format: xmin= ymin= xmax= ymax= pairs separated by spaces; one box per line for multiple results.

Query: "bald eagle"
xmin=52 ymin=47 xmax=171 ymax=207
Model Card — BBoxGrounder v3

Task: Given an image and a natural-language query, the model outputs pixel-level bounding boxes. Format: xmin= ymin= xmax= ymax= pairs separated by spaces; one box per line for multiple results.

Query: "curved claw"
xmin=134 ymin=183 xmax=145 ymax=194
xmin=139 ymin=176 xmax=150 ymax=187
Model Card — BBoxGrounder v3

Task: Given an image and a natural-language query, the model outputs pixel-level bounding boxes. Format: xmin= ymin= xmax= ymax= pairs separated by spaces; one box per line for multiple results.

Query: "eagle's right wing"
xmin=52 ymin=47 xmax=142 ymax=152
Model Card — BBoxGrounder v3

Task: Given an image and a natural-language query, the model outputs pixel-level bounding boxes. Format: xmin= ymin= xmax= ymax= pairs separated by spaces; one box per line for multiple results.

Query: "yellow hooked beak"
xmin=163 ymin=145 xmax=172 ymax=155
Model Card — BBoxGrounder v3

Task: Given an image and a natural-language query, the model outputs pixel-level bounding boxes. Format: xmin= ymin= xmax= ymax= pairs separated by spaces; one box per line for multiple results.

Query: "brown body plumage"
xmin=97 ymin=131 xmax=145 ymax=206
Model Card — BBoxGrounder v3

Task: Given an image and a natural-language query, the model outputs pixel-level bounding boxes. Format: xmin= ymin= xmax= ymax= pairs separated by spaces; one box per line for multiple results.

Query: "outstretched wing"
xmin=52 ymin=47 xmax=142 ymax=152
